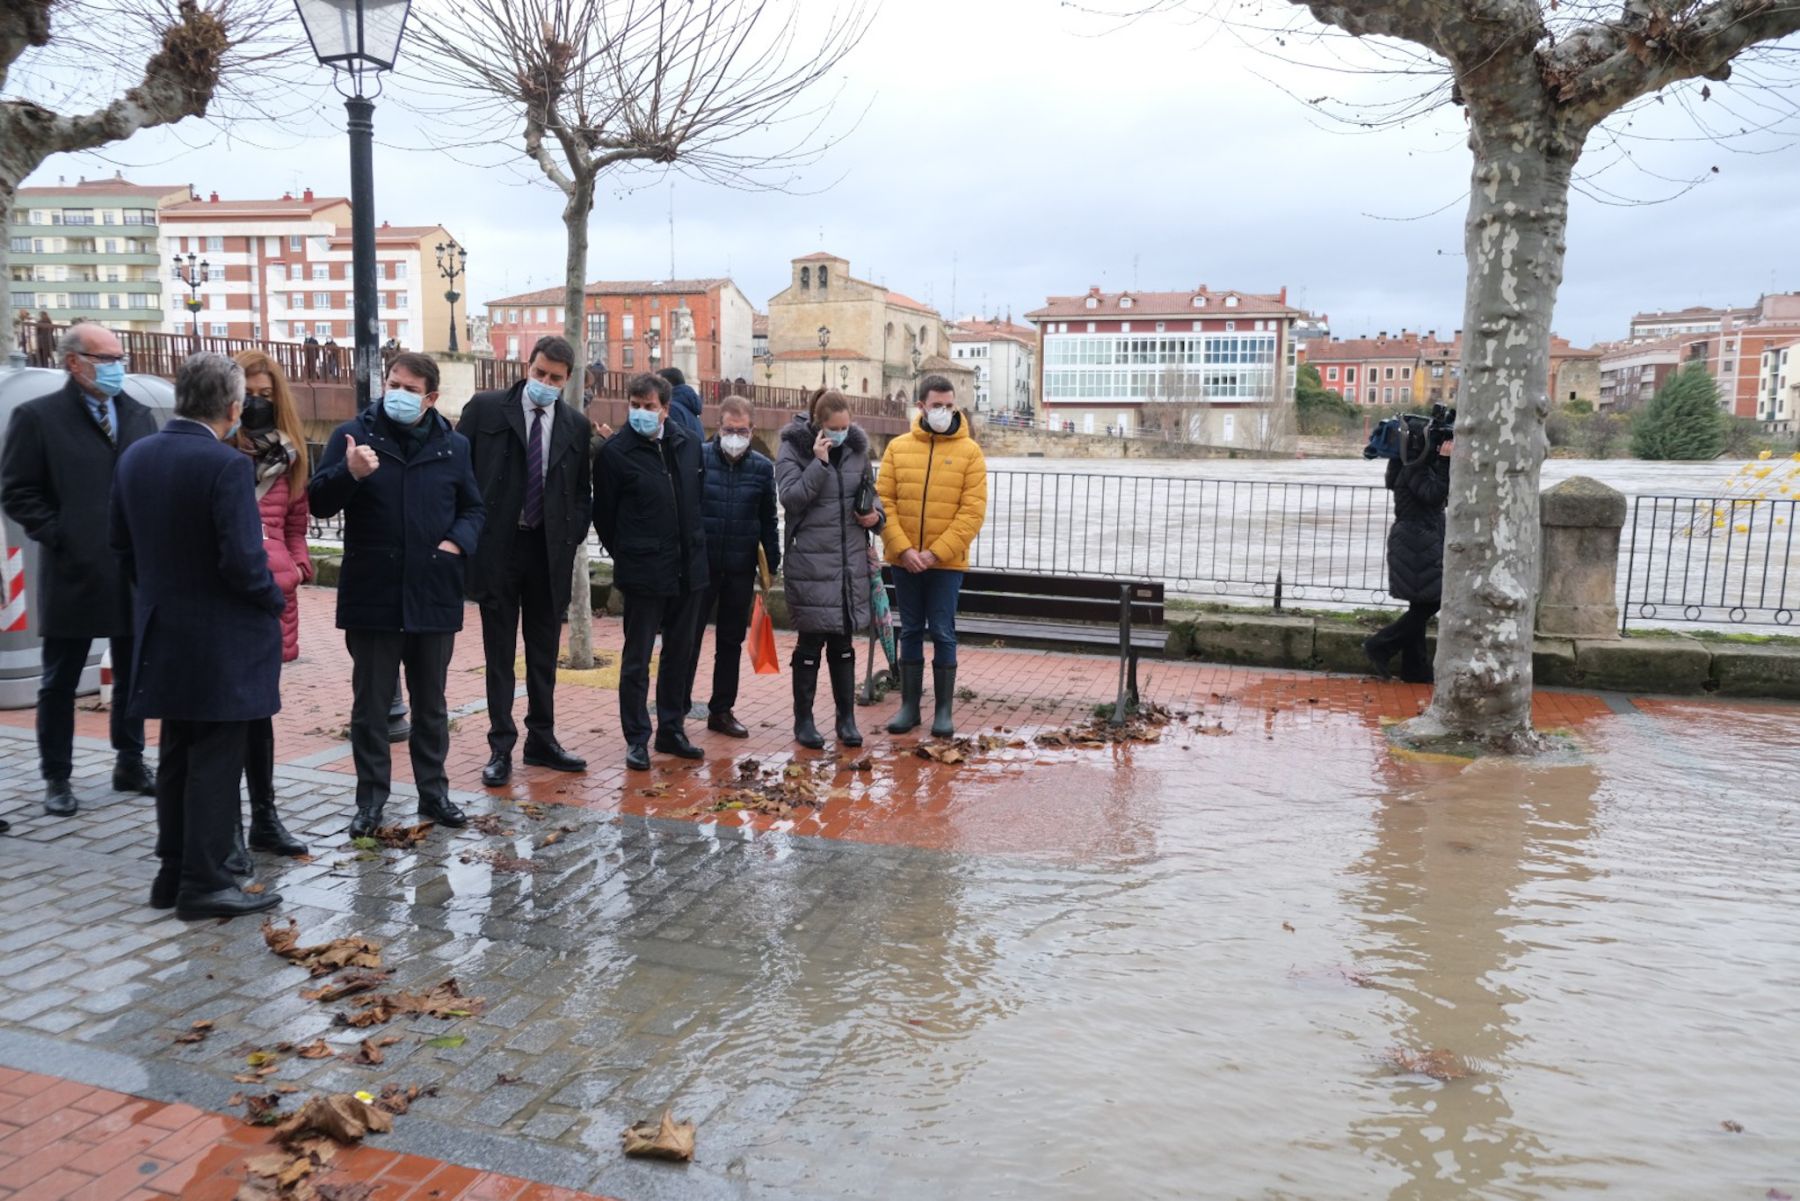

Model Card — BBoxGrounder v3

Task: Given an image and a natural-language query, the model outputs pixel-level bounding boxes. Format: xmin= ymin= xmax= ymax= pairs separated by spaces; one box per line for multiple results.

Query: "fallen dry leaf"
xmin=1282 ymin=922 xmax=1296 ymax=933
xmin=174 ymin=1019 xmax=213 ymax=1044
xmin=242 ymin=1092 xmax=284 ymax=1126
xmin=273 ymin=1093 xmax=394 ymax=1146
xmin=262 ymin=919 xmax=383 ymax=977
xmin=1722 ymin=1119 xmax=1745 ymax=1133
xmin=518 ymin=801 xmax=546 ymax=819
xmin=353 ymin=1038 xmax=385 ymax=1066
xmin=494 ymin=1072 xmax=522 ymax=1086
xmin=369 ymin=822 xmax=433 ymax=849
xmin=337 ymin=979 xmax=484 ymax=1028
xmin=244 ymin=882 xmax=267 ymax=895
xmin=914 ymin=740 xmax=968 ymax=765
xmin=621 ymin=1110 xmax=696 ymax=1161
xmin=295 ymin=1039 xmax=334 ymax=1060
xmin=300 ymin=971 xmax=393 ymax=1004
xmin=843 ymin=756 xmax=872 ymax=772
xmin=370 ymin=1083 xmax=435 ymax=1116
xmin=468 ymin=813 xmax=515 ymax=836
xmin=316 ymin=1183 xmax=377 ymax=1201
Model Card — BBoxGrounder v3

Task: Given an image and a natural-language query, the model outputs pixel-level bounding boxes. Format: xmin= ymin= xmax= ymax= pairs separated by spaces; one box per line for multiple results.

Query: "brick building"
xmin=1027 ymin=284 xmax=1302 ymax=444
xmin=156 ymin=189 xmax=456 ymax=350
xmin=484 ymin=278 xmax=755 ymax=381
xmin=7 ymin=174 xmax=191 ymax=332
xmin=1598 ymin=338 xmax=1683 ymax=410
xmin=1303 ymin=331 xmax=1439 ymax=407
xmin=1675 ymin=294 xmax=1800 ymax=418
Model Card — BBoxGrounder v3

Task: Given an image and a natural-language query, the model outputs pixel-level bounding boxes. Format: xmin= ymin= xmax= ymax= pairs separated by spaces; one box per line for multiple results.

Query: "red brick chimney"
xmin=209 ymin=191 xmax=219 ymax=202
xmin=1278 ymin=286 xmax=1287 ymax=303
xmin=303 ymin=188 xmax=314 ymax=202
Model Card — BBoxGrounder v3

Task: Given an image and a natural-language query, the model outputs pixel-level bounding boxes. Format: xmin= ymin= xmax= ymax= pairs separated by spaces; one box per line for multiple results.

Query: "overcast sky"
xmin=22 ymin=0 xmax=1800 ymax=345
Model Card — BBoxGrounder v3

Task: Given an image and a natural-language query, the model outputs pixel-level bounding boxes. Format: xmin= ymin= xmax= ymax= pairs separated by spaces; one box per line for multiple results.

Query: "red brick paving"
xmin=0 ymin=1067 xmax=608 ymax=1201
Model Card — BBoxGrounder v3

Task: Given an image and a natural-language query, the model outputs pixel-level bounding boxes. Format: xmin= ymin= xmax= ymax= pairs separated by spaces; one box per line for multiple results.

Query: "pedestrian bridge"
xmin=55 ymin=328 xmax=915 ymax=449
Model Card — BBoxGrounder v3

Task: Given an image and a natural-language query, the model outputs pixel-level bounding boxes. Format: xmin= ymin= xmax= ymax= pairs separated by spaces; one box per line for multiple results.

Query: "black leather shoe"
xmin=481 ymin=754 xmax=512 ymax=788
xmin=523 ymin=740 xmax=587 ymax=772
xmin=149 ymin=875 xmax=177 ymax=910
xmin=707 ymin=711 xmax=749 ymax=738
xmin=348 ymin=801 xmax=386 ymax=840
xmin=625 ymin=743 xmax=651 ymax=772
xmin=1362 ymin=638 xmax=1393 ymax=680
xmin=653 ymin=730 xmax=705 ymax=761
xmin=175 ymin=886 xmax=282 ymax=921
xmin=43 ymin=780 xmax=77 ymax=817
xmin=417 ymin=795 xmax=468 ymax=828
xmin=113 ymin=757 xmax=156 ymax=796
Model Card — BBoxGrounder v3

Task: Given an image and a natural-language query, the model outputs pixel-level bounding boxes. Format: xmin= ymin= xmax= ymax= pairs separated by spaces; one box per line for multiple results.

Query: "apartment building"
xmin=7 ymin=175 xmax=191 ymax=331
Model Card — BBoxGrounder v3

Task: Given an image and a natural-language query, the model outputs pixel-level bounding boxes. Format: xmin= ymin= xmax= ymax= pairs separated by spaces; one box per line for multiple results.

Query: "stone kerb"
xmin=1537 ymin=476 xmax=1627 ymax=640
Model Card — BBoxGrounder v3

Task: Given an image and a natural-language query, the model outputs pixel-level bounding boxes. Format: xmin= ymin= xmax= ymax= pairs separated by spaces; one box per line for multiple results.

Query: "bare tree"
xmin=1130 ymin=0 xmax=1800 ymax=750
xmin=0 ymin=0 xmax=296 ymax=352
xmin=412 ymin=0 xmax=870 ymax=667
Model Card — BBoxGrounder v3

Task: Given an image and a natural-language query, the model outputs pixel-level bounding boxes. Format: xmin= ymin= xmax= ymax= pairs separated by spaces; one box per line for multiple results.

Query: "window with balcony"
xmin=313 ymin=292 xmax=330 ymax=309
xmin=70 ymin=292 xmax=100 ymax=308
xmin=287 ymin=235 xmax=303 ymax=251
xmin=312 ymin=265 xmax=327 ymax=281
xmin=210 ymin=322 xmax=229 ymax=336
xmin=206 ymin=236 xmax=223 ymax=252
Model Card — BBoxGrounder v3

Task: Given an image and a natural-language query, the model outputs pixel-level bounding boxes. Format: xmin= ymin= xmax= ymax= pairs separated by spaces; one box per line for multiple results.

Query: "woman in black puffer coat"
xmin=774 ymin=391 xmax=884 ymax=749
xmin=1365 ymin=435 xmax=1452 ymax=684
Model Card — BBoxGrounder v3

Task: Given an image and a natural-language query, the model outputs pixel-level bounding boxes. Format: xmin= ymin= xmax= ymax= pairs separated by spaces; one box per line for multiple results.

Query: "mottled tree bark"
xmin=559 ymin=171 xmax=599 ymax=668
xmin=0 ymin=0 xmax=228 ymax=352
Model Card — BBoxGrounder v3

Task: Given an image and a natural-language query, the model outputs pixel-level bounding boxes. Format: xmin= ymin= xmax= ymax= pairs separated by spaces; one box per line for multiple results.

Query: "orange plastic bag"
xmin=748 ymin=596 xmax=779 ymax=675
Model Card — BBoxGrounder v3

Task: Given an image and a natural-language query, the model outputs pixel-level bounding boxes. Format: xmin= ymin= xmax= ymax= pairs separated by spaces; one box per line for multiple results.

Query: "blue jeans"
xmin=891 ymin=568 xmax=964 ymax=666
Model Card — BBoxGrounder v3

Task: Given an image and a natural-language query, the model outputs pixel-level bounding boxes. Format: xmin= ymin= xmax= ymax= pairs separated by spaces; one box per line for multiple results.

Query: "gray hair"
xmin=174 ymin=352 xmax=245 ymax=423
xmin=55 ymin=322 xmax=98 ymax=357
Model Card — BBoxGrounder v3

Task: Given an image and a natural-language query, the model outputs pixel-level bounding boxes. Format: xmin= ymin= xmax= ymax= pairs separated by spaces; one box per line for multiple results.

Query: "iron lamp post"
xmin=173 ymin=253 xmax=207 ymax=344
xmin=435 ymin=238 xmax=466 ymax=354
xmin=817 ymin=324 xmax=830 ymax=387
xmin=295 ymin=0 xmax=413 ymax=412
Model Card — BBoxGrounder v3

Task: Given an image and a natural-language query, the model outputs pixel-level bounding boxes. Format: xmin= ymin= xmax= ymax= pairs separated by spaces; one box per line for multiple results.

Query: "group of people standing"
xmin=1 ymin=323 xmax=988 ymax=921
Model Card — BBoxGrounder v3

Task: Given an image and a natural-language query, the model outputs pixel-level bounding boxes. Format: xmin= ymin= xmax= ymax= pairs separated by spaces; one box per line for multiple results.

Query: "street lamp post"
xmin=759 ymin=350 xmax=775 ymax=392
xmin=910 ymin=345 xmax=922 ymax=392
xmin=817 ymin=324 xmax=830 ymax=388
xmin=295 ymin=0 xmax=414 ymax=412
xmin=435 ymin=237 xmax=466 ymax=353
xmin=295 ymin=0 xmax=414 ymax=743
xmin=838 ymin=363 xmax=849 ymax=392
xmin=173 ymin=253 xmax=207 ymax=345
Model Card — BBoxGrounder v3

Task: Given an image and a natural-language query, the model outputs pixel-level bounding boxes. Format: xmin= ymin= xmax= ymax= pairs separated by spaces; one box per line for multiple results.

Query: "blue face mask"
xmin=524 ymin=378 xmax=560 ymax=408
xmin=383 ymin=388 xmax=424 ymax=425
xmin=628 ymin=407 xmax=661 ymax=437
xmin=825 ymin=428 xmax=848 ymax=447
xmin=91 ymin=361 xmax=126 ymax=397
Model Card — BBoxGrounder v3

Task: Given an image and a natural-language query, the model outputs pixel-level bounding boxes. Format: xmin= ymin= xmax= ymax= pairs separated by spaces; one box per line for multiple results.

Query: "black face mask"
xmin=241 ymin=397 xmax=277 ymax=433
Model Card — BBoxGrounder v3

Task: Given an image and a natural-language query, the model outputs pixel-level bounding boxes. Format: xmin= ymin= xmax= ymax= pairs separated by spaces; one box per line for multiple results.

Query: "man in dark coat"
xmin=659 ymin=367 xmax=704 ymax=442
xmin=111 ymin=352 xmax=285 ymax=919
xmin=683 ymin=395 xmax=779 ymax=738
xmin=457 ymin=334 xmax=593 ymax=787
xmin=1 ymin=321 xmax=158 ymax=816
xmin=302 ymin=334 xmax=320 ymax=381
xmin=310 ymin=352 xmax=484 ymax=836
xmin=1365 ymin=433 xmax=1453 ymax=684
xmin=593 ymin=372 xmax=708 ymax=771
xmin=32 ymin=312 xmax=54 ymax=368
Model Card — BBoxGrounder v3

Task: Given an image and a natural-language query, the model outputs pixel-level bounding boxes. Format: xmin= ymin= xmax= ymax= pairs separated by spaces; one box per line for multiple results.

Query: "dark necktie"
xmin=522 ymin=406 xmax=545 ymax=529
xmin=95 ymin=400 xmax=113 ymax=444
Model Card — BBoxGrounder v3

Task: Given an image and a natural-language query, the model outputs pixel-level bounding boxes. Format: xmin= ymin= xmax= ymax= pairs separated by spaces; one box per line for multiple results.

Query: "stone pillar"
xmin=433 ymin=358 xmax=476 ymax=422
xmin=671 ymin=300 xmax=699 ymax=383
xmin=1537 ymin=476 xmax=1626 ymax=639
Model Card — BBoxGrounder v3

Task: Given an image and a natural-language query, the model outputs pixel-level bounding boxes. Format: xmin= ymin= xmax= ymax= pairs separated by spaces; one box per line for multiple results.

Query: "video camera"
xmin=1362 ymin=403 xmax=1456 ymax=462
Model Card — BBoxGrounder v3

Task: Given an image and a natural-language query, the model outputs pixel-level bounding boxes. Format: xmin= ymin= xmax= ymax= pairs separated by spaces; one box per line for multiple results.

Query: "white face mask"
xmin=925 ymin=407 xmax=955 ymax=434
xmin=720 ymin=433 xmax=751 ymax=458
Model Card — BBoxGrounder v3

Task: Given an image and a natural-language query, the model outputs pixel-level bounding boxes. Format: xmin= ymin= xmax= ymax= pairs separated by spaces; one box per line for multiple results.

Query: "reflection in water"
xmin=1350 ymin=759 xmax=1600 ymax=1200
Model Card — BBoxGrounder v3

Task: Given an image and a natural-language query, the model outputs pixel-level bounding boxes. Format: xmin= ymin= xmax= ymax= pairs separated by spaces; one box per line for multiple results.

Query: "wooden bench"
xmin=889 ymin=570 xmax=1166 ymax=719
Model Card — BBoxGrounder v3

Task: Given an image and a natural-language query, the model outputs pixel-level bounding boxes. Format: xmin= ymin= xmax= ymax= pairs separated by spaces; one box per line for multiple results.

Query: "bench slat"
xmin=960 ymin=571 xmax=1164 ymax=604
xmin=958 ymin=616 xmax=1166 ymax=650
xmin=954 ymin=592 xmax=1163 ymax=625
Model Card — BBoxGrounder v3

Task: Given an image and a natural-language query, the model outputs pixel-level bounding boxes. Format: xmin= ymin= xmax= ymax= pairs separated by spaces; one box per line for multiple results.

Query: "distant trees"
xmin=1295 ymin=364 xmax=1358 ymax=435
xmin=1631 ymin=365 xmax=1728 ymax=460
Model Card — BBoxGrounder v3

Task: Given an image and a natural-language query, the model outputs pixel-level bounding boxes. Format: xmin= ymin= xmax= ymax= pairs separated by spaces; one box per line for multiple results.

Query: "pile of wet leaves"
xmin=261 ymin=919 xmax=382 ymax=977
xmin=336 ymin=979 xmax=483 ymax=1028
xmin=622 ymin=1110 xmax=696 ymax=1161
xmin=1036 ymin=700 xmax=1184 ymax=748
xmin=672 ymin=757 xmax=855 ymax=819
xmin=234 ymin=1087 xmax=433 ymax=1201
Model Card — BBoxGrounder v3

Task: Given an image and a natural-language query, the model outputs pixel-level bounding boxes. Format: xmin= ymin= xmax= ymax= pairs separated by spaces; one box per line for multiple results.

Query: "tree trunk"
xmin=0 ymin=175 xmax=18 ymax=357
xmin=561 ymin=173 xmax=599 ymax=668
xmin=1414 ymin=88 xmax=1579 ymax=752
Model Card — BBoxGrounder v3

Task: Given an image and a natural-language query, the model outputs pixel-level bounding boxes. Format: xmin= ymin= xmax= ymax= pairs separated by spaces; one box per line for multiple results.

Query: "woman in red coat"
xmin=231 ymin=351 xmax=311 ymax=857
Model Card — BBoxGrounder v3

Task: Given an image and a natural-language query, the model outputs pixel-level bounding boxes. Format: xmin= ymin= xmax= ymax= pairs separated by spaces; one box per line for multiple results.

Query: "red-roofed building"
xmin=764 ymin=253 xmax=972 ymax=400
xmin=483 ymin=278 xmax=755 ymax=379
xmin=1026 ymin=284 xmax=1305 ymax=444
xmin=1303 ymin=330 xmax=1439 ymax=407
xmin=949 ymin=316 xmax=1037 ymax=416
xmin=156 ymin=188 xmax=459 ymax=350
xmin=1676 ymin=294 xmax=1800 ymax=419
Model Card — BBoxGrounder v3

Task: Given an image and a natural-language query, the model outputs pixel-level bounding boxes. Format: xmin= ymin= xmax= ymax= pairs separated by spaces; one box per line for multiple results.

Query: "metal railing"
xmin=971 ymin=470 xmax=1398 ymax=606
xmin=1621 ymin=495 xmax=1796 ymax=631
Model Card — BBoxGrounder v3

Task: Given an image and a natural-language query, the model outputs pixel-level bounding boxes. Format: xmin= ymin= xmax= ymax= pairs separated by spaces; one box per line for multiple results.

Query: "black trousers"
xmin=682 ymin=568 xmax=757 ymax=716
xmin=243 ymin=715 xmax=276 ymax=806
xmin=618 ymin=589 xmax=701 ymax=746
xmin=1370 ymin=600 xmax=1440 ymax=683
xmin=479 ymin=527 xmax=562 ymax=757
xmin=345 ymin=629 xmax=456 ymax=809
xmin=38 ymin=635 xmax=145 ymax=781
xmin=153 ymin=719 xmax=247 ymax=898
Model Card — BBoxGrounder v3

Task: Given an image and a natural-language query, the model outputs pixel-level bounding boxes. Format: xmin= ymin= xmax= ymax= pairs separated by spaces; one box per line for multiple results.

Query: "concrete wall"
xmin=972 ymin=418 xmax=1284 ymax=461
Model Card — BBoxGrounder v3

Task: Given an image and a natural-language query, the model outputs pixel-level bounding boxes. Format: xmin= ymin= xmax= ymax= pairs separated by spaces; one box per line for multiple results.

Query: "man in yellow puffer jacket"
xmin=876 ymin=373 xmax=988 ymax=737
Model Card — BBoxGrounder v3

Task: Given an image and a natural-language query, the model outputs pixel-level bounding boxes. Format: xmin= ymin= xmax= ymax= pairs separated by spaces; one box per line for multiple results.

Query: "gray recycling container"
xmin=0 ymin=362 xmax=173 ymax=708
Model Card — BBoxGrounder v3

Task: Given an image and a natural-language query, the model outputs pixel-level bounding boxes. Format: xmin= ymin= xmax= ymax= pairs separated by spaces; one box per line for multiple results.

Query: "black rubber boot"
xmin=222 ymin=819 xmax=253 ymax=878
xmin=827 ymin=648 xmax=862 ymax=748
xmin=931 ymin=664 xmax=958 ymax=740
xmin=885 ymin=660 xmax=925 ymax=735
xmin=792 ymin=651 xmax=825 ymax=749
xmin=245 ymin=722 xmax=307 ymax=856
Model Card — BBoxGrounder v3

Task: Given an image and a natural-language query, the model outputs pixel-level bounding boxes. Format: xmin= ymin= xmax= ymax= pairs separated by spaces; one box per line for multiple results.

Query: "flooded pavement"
xmin=0 ymin=637 xmax=1796 ymax=1199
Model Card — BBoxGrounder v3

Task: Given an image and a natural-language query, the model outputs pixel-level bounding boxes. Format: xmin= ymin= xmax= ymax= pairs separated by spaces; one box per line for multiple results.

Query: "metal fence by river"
xmin=305 ymin=454 xmax=1798 ymax=633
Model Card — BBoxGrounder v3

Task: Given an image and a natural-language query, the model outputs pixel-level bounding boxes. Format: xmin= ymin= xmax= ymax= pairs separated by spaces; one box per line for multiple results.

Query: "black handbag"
xmin=852 ymin=467 xmax=876 ymax=517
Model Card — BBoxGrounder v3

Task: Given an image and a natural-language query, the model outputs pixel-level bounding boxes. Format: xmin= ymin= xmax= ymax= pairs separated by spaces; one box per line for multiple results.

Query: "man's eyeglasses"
xmin=76 ymin=351 xmax=129 ymax=367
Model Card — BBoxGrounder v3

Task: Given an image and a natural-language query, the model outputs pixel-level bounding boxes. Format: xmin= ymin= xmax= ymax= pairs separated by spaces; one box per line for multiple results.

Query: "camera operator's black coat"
xmin=1385 ymin=454 xmax=1451 ymax=604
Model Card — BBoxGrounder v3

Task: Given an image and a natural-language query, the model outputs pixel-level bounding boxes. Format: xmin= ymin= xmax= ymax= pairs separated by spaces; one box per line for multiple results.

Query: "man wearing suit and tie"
xmin=1 ymin=321 xmax=159 ymax=817
xmin=458 ymin=335 xmax=593 ymax=787
xmin=110 ymin=353 xmax=285 ymax=920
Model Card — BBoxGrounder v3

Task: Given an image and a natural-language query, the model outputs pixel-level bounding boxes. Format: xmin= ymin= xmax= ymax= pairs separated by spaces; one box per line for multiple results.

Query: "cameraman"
xmin=1365 ymin=417 xmax=1452 ymax=684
